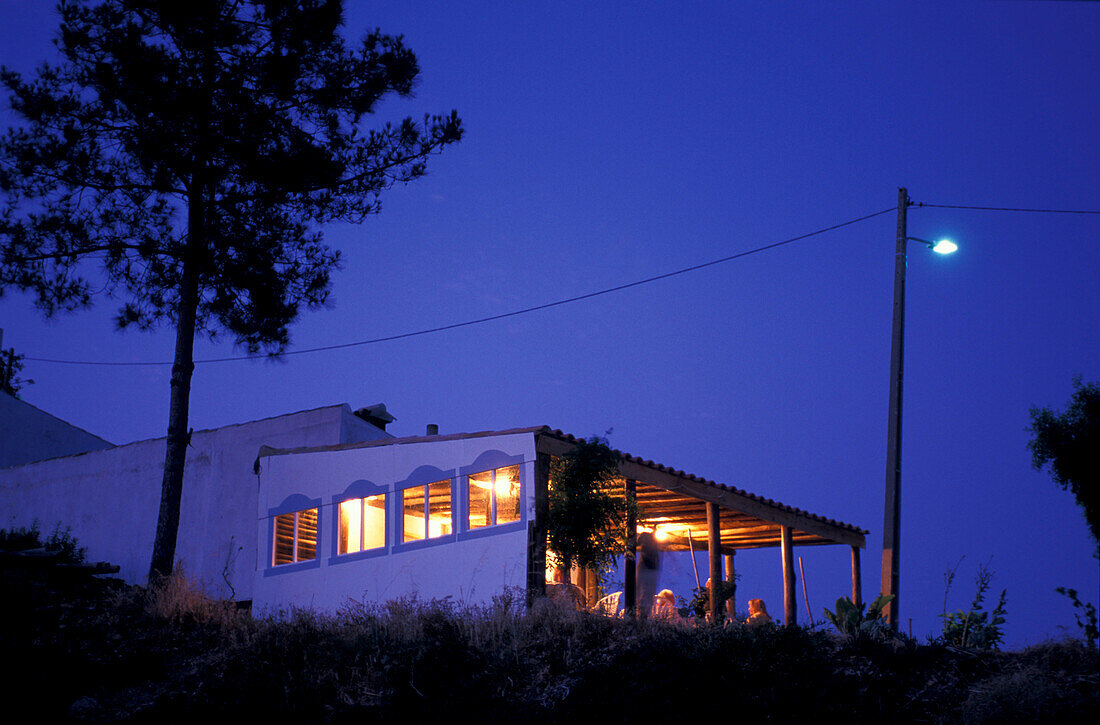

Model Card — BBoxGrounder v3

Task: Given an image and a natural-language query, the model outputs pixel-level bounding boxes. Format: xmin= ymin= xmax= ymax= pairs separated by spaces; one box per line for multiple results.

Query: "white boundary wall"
xmin=0 ymin=404 xmax=388 ymax=599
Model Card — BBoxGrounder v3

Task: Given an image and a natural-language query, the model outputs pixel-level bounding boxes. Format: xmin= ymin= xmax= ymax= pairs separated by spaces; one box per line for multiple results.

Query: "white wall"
xmin=0 ymin=404 xmax=389 ymax=598
xmin=0 ymin=391 xmax=112 ymax=468
xmin=253 ymin=432 xmax=537 ymax=613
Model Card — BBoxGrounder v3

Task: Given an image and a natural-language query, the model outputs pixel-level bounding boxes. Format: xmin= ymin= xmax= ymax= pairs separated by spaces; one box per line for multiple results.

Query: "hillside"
xmin=1 ymin=557 xmax=1096 ymax=723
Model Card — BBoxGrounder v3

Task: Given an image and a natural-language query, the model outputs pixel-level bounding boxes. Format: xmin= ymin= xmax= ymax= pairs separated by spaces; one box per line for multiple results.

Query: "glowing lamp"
xmin=907 ymin=236 xmax=958 ymax=255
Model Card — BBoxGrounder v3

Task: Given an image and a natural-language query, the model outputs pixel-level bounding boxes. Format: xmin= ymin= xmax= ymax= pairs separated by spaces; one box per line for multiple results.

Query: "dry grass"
xmin=1 ymin=566 xmax=1096 ymax=723
xmin=145 ymin=566 xmax=246 ymax=631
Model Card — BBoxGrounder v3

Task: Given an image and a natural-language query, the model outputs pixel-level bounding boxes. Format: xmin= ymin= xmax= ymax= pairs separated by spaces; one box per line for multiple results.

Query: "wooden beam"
xmin=717 ymin=538 xmax=839 ymax=551
xmin=618 ymin=459 xmax=866 ymax=547
xmin=851 ymin=545 xmax=862 ymax=608
xmin=526 ymin=451 xmax=550 ymax=608
xmin=651 ymin=527 xmax=839 ymax=554
xmin=707 ymin=502 xmax=722 ymax=621
xmin=536 ymin=432 xmax=865 ymax=549
xmin=724 ymin=552 xmax=736 ymax=617
xmin=624 ymin=479 xmax=637 ymax=618
xmin=781 ymin=525 xmax=796 ymax=625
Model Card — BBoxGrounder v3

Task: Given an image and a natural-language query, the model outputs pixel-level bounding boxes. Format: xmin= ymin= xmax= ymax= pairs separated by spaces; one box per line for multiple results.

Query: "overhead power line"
xmin=24 ymin=205 xmax=897 ymax=367
xmin=24 ymin=197 xmax=1099 ymax=368
xmin=916 ymin=202 xmax=1100 ymax=215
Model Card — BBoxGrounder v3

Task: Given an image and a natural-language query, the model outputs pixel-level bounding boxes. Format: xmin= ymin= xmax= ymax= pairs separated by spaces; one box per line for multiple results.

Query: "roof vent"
xmin=426 ymin=424 xmax=439 ymax=436
xmin=354 ymin=403 xmax=395 ymax=432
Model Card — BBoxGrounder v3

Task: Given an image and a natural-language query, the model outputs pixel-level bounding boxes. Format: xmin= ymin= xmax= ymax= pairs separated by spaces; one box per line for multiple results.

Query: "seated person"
xmin=746 ymin=598 xmax=773 ymax=627
xmin=653 ymin=589 xmax=685 ymax=624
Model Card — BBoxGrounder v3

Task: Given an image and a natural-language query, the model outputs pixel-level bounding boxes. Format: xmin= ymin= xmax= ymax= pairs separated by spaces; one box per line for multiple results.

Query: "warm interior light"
xmin=340 ymin=499 xmax=362 ymax=553
xmin=932 ymin=239 xmax=958 ymax=254
xmin=494 ymin=474 xmax=516 ymax=498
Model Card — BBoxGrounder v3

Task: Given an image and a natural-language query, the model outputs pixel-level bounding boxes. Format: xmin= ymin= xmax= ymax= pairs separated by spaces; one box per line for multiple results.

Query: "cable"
xmin=23 ymin=205 xmax=897 ymax=367
xmin=915 ymin=202 xmax=1100 ymax=215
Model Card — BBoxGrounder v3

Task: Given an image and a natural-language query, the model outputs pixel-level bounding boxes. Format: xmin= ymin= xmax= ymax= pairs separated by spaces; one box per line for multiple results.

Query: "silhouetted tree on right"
xmin=1028 ymin=378 xmax=1099 ymax=551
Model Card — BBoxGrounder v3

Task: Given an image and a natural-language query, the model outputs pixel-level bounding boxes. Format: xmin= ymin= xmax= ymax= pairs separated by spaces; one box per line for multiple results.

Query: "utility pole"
xmin=881 ymin=187 xmax=909 ymax=627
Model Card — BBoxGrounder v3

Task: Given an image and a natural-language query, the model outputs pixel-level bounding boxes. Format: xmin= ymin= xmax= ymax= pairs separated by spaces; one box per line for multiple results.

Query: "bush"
xmin=940 ymin=558 xmax=1008 ymax=650
xmin=0 ymin=521 xmax=86 ymax=564
xmin=44 ymin=524 xmax=87 ymax=565
xmin=0 ymin=523 xmax=41 ymax=551
xmin=1057 ymin=587 xmax=1099 ymax=648
xmin=823 ymin=593 xmax=894 ymax=638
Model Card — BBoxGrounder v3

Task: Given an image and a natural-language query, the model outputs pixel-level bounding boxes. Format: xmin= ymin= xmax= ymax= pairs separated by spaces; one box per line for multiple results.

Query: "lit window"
xmin=468 ymin=465 xmax=520 ymax=529
xmin=338 ymin=494 xmax=386 ymax=554
xmin=273 ymin=508 xmax=318 ymax=566
xmin=403 ymin=479 xmax=453 ymax=542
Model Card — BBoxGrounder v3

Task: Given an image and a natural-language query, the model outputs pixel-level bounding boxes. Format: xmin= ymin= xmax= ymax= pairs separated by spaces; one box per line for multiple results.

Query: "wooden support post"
xmin=526 ymin=451 xmax=551 ymax=608
xmin=724 ymin=552 xmax=736 ymax=616
xmin=707 ymin=502 xmax=722 ymax=621
xmin=586 ymin=567 xmax=599 ymax=606
xmin=851 ymin=545 xmax=862 ymax=608
xmin=624 ymin=478 xmax=637 ymax=618
xmin=781 ymin=525 xmax=796 ymax=625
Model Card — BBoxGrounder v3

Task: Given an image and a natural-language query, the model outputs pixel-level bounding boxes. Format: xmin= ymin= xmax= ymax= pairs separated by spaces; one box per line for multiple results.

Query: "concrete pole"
xmin=881 ymin=186 xmax=909 ymax=627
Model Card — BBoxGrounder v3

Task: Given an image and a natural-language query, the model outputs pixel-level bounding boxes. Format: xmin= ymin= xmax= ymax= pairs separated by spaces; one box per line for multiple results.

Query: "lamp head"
xmin=907 ymin=236 xmax=958 ymax=255
xmin=931 ymin=239 xmax=958 ymax=255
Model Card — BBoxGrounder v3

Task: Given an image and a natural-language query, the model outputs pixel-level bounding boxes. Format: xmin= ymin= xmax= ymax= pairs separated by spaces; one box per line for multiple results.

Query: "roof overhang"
xmin=255 ymin=423 xmax=867 ymax=553
xmin=536 ymin=428 xmax=866 ymax=553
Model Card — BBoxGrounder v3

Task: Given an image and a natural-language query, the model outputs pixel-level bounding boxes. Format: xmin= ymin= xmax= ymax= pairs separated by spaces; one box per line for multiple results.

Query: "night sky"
xmin=1 ymin=1 xmax=1097 ymax=647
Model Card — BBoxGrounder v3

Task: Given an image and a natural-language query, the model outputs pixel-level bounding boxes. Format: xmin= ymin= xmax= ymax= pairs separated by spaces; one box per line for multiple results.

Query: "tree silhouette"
xmin=547 ymin=437 xmax=632 ymax=580
xmin=0 ymin=0 xmax=461 ymax=580
xmin=1028 ymin=378 xmax=1099 ymax=551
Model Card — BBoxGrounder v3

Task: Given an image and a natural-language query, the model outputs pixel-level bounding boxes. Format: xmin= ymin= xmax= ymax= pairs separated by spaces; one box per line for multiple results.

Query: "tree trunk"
xmin=147 ymin=205 xmax=202 ymax=583
xmin=147 ymin=266 xmax=199 ymax=582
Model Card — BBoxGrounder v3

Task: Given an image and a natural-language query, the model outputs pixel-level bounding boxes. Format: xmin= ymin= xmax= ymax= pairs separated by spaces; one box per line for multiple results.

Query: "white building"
xmin=1 ymin=402 xmax=866 ymax=622
xmin=0 ymin=402 xmax=392 ymax=599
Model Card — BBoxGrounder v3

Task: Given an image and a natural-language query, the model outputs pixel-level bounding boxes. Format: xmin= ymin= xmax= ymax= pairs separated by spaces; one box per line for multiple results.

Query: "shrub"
xmin=0 ymin=521 xmax=86 ymax=564
xmin=823 ymin=593 xmax=894 ymax=637
xmin=940 ymin=558 xmax=1008 ymax=650
xmin=44 ymin=524 xmax=86 ymax=565
xmin=1057 ymin=587 xmax=1099 ymax=648
xmin=0 ymin=522 xmax=41 ymax=551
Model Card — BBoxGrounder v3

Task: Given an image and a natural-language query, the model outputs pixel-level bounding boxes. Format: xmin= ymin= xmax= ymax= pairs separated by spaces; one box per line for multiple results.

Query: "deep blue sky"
xmin=1 ymin=1 xmax=1097 ymax=647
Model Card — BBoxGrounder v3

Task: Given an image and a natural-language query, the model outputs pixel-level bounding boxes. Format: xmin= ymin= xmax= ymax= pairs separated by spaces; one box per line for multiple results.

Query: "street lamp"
xmin=880 ymin=187 xmax=956 ymax=628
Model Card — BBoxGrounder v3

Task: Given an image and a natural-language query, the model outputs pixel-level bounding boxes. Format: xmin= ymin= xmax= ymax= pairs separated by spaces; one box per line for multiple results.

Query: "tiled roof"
xmin=536 ymin=427 xmax=868 ymax=536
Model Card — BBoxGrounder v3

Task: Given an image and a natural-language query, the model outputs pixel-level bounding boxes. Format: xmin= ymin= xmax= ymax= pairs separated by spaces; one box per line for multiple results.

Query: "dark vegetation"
xmin=546 ymin=436 xmax=632 ymax=578
xmin=1 ymin=551 xmax=1095 ymax=724
xmin=1028 ymin=377 xmax=1100 ymax=551
xmin=0 ymin=341 xmax=31 ymax=396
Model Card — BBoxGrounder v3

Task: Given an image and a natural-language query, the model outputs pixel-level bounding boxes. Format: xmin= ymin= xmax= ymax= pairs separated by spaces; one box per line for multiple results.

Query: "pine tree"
xmin=0 ymin=0 xmax=461 ymax=580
